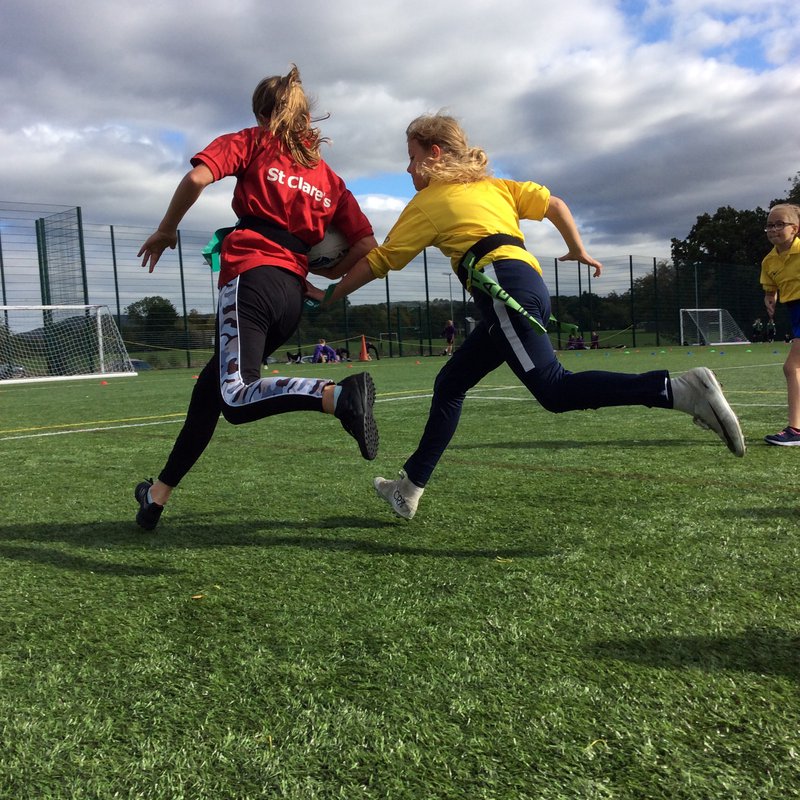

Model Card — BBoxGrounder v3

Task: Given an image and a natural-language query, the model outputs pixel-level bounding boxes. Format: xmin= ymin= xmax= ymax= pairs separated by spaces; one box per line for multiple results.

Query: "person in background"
xmin=442 ymin=319 xmax=456 ymax=355
xmin=315 ymin=112 xmax=745 ymax=519
xmin=760 ymin=203 xmax=800 ymax=445
xmin=765 ymin=316 xmax=776 ymax=343
xmin=133 ymin=65 xmax=379 ymax=530
xmin=365 ymin=339 xmax=380 ymax=360
xmin=312 ymin=339 xmax=338 ymax=363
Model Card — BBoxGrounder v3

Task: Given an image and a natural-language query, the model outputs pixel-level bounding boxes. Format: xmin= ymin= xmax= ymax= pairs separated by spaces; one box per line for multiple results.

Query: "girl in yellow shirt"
xmin=316 ymin=113 xmax=745 ymax=519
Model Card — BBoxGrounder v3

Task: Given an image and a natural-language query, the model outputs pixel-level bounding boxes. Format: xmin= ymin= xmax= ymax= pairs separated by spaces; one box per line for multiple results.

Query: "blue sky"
xmin=0 ymin=0 xmax=797 ymax=263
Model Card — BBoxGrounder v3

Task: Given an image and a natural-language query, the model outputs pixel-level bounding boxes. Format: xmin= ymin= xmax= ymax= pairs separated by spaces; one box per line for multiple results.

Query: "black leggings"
xmin=158 ymin=266 xmax=331 ymax=487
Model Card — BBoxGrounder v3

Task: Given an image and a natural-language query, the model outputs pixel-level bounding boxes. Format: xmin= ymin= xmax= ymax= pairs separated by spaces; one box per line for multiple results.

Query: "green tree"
xmin=186 ymin=308 xmax=215 ymax=349
xmin=670 ymin=206 xmax=768 ymax=270
xmin=772 ymin=171 xmax=800 ymax=206
xmin=124 ymin=296 xmax=179 ymax=349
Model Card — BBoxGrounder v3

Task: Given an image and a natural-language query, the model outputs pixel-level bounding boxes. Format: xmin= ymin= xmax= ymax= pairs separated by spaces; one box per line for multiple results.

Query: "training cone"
xmin=359 ymin=334 xmax=370 ymax=362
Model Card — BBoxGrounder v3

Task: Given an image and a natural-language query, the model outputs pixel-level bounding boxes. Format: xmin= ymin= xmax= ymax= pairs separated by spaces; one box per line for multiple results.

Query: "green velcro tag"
xmin=202 ymin=226 xmax=235 ymax=273
xmin=467 ymin=266 xmax=548 ymax=335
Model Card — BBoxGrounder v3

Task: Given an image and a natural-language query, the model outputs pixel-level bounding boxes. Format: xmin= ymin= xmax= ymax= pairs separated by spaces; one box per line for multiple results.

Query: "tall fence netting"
xmin=0 ymin=201 xmax=774 ymax=368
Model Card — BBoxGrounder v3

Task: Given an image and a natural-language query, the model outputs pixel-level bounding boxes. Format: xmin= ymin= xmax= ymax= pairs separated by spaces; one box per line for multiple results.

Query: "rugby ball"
xmin=308 ymin=225 xmax=349 ymax=270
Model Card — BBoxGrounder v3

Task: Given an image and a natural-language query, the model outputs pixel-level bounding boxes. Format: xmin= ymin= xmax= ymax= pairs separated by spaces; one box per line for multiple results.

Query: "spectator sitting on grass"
xmin=312 ymin=339 xmax=338 ymax=363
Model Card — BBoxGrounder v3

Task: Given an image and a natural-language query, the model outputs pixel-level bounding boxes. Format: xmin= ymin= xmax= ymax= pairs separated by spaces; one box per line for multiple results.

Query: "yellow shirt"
xmin=760 ymin=237 xmax=800 ymax=302
xmin=366 ymin=178 xmax=551 ymax=278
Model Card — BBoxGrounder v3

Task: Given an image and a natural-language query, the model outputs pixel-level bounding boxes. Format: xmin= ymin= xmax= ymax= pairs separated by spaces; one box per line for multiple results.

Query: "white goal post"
xmin=679 ymin=308 xmax=750 ymax=347
xmin=0 ymin=305 xmax=137 ymax=384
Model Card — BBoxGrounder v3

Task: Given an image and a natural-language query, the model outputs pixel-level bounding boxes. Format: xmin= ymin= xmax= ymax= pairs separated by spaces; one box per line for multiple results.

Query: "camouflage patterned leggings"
xmin=158 ymin=266 xmax=333 ymax=487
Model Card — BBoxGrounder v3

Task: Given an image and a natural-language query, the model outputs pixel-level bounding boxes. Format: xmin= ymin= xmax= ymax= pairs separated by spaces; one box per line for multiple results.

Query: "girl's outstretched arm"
xmin=324 ymin=258 xmax=378 ymax=304
xmin=139 ymin=164 xmax=215 ymax=272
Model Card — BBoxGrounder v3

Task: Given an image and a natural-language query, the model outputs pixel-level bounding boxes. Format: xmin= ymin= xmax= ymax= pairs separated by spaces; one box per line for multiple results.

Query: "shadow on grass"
xmin=0 ymin=543 xmax=180 ymax=577
xmin=719 ymin=507 xmax=800 ymax=519
xmin=0 ymin=517 xmax=555 ymax=570
xmin=450 ymin=437 xmax=703 ymax=451
xmin=590 ymin=628 xmax=800 ymax=679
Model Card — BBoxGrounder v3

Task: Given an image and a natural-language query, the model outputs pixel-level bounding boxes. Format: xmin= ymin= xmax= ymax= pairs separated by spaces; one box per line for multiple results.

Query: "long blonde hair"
xmin=406 ymin=113 xmax=490 ymax=183
xmin=252 ymin=65 xmax=328 ymax=168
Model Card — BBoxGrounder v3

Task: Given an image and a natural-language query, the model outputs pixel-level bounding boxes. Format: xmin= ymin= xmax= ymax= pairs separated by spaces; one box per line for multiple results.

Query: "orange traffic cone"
xmin=359 ymin=334 xmax=370 ymax=361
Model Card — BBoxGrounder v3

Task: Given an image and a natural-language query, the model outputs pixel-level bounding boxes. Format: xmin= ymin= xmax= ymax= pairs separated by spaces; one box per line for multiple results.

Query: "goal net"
xmin=679 ymin=308 xmax=749 ymax=346
xmin=0 ymin=305 xmax=137 ymax=384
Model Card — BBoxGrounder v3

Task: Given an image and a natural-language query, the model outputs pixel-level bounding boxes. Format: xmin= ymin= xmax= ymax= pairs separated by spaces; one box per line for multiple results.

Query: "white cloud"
xmin=0 ymin=0 xmax=798 ymax=266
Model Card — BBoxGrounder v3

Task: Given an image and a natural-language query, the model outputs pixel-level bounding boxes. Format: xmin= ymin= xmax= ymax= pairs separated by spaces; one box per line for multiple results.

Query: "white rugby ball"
xmin=308 ymin=225 xmax=349 ymax=270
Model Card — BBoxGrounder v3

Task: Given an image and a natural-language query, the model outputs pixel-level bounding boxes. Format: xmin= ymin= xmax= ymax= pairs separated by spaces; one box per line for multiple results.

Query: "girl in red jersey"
xmin=134 ymin=65 xmax=378 ymax=530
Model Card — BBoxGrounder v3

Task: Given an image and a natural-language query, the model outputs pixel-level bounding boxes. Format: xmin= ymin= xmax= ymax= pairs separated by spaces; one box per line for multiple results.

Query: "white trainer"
xmin=373 ymin=470 xmax=424 ymax=520
xmin=670 ymin=367 xmax=746 ymax=457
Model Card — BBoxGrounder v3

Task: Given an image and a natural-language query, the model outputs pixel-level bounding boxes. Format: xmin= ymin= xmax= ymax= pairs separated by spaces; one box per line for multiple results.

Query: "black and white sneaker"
xmin=335 ymin=372 xmax=379 ymax=460
xmin=135 ymin=479 xmax=164 ymax=531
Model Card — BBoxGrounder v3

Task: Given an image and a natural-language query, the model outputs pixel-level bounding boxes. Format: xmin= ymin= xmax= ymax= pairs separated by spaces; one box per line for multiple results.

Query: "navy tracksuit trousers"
xmin=403 ymin=260 xmax=672 ymax=486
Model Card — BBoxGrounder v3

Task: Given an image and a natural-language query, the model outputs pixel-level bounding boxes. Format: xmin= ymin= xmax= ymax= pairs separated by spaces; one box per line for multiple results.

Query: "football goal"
xmin=0 ymin=305 xmax=137 ymax=384
xmin=679 ymin=308 xmax=749 ymax=347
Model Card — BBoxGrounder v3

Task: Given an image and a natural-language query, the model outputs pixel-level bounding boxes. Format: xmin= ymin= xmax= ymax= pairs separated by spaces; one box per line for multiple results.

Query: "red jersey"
xmin=192 ymin=127 xmax=373 ymax=287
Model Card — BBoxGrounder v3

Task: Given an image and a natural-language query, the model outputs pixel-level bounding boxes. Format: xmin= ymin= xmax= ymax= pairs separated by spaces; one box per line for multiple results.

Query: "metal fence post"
xmin=385 ymin=273 xmax=393 ymax=357
xmin=343 ymin=298 xmax=350 ymax=355
xmin=110 ymin=225 xmax=122 ymax=327
xmin=0 ymin=229 xmax=6 ymax=306
xmin=76 ymin=207 xmax=89 ymax=305
xmin=423 ymin=249 xmax=433 ymax=356
xmin=35 ymin=218 xmax=50 ymax=305
xmin=553 ymin=258 xmax=561 ymax=350
xmin=629 ymin=255 xmax=636 ymax=348
xmin=177 ymin=230 xmax=191 ymax=368
xmin=586 ymin=262 xmax=593 ymax=333
xmin=396 ymin=306 xmax=403 ymax=356
xmin=653 ymin=257 xmax=660 ymax=346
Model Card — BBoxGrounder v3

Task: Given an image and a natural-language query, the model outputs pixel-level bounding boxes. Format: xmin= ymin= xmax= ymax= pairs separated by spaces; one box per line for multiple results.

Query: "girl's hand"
xmin=138 ymin=230 xmax=178 ymax=272
xmin=558 ymin=250 xmax=603 ymax=277
xmin=304 ymin=283 xmax=325 ymax=303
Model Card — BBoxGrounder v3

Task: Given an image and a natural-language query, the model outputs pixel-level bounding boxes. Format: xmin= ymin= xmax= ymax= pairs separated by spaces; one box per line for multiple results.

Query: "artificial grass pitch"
xmin=0 ymin=345 xmax=797 ymax=798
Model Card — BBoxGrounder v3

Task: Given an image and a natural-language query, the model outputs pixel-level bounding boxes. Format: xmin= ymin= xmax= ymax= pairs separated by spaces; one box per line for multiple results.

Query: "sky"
xmin=1 ymin=0 xmax=798 ymax=263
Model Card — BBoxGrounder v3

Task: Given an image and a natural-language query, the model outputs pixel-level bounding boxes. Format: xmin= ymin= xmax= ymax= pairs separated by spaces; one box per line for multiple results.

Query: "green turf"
xmin=0 ymin=344 xmax=798 ymax=799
